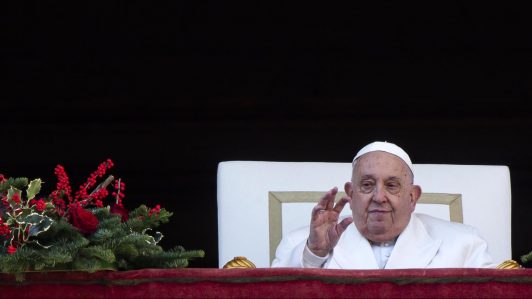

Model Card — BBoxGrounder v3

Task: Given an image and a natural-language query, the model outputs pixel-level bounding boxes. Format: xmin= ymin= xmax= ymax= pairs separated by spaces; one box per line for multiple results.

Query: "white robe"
xmin=271 ymin=213 xmax=497 ymax=269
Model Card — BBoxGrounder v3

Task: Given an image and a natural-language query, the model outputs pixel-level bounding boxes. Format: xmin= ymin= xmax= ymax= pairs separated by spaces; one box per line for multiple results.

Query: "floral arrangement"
xmin=0 ymin=159 xmax=204 ymax=273
xmin=522 ymin=251 xmax=532 ymax=266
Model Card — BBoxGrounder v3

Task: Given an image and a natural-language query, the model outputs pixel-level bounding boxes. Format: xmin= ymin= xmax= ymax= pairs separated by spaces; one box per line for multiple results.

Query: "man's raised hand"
xmin=307 ymin=186 xmax=353 ymax=257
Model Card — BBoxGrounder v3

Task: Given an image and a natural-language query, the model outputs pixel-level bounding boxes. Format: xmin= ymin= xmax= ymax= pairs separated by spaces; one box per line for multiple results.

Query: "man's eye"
xmin=360 ymin=182 xmax=374 ymax=193
xmin=386 ymin=183 xmax=401 ymax=193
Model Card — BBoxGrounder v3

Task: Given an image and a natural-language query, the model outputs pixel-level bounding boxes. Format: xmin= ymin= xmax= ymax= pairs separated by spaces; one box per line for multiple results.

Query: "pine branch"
xmin=521 ymin=250 xmax=532 ymax=264
xmin=0 ymin=177 xmax=29 ymax=193
xmin=123 ymin=246 xmax=205 ymax=270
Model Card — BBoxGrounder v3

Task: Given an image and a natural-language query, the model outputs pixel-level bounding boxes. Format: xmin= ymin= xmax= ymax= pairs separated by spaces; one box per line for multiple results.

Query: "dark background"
xmin=3 ymin=2 xmax=532 ymax=268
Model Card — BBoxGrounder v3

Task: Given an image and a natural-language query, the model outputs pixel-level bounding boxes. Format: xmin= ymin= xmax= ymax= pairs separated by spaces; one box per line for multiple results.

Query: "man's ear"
xmin=410 ymin=185 xmax=422 ymax=210
xmin=344 ymin=181 xmax=353 ymax=197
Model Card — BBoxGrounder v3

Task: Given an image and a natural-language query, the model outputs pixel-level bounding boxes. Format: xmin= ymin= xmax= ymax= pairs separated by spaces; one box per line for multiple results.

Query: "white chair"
xmin=217 ymin=161 xmax=511 ymax=268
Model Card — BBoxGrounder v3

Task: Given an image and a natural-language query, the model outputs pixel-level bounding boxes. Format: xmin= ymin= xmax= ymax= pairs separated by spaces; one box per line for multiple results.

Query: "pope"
xmin=272 ymin=141 xmax=496 ymax=269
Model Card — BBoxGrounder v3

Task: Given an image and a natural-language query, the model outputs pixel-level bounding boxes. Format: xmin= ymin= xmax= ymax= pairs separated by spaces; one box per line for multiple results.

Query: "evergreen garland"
xmin=521 ymin=250 xmax=532 ymax=265
xmin=0 ymin=161 xmax=204 ymax=273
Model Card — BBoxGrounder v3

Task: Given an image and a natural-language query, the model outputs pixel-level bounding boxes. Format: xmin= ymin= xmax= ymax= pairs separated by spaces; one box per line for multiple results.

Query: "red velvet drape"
xmin=1 ymin=268 xmax=531 ymax=299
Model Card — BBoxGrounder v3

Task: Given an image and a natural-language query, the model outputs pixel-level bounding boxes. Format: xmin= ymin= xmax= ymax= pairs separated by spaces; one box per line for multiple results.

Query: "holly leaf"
xmin=142 ymin=228 xmax=164 ymax=244
xmin=25 ymin=239 xmax=53 ymax=249
xmin=25 ymin=213 xmax=54 ymax=237
xmin=150 ymin=231 xmax=163 ymax=244
xmin=26 ymin=179 xmax=42 ymax=201
xmin=14 ymin=208 xmax=33 ymax=222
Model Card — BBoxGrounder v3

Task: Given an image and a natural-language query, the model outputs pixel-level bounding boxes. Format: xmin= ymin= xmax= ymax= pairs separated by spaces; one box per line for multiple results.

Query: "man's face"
xmin=346 ymin=151 xmax=421 ymax=243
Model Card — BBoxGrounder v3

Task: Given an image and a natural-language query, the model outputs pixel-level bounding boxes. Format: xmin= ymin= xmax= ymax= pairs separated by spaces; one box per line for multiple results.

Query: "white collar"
xmin=369 ymin=238 xmax=397 ymax=247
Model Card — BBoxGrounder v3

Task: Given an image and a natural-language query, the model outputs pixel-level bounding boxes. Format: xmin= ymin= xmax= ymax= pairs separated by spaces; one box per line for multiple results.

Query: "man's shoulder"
xmin=413 ymin=213 xmax=479 ymax=238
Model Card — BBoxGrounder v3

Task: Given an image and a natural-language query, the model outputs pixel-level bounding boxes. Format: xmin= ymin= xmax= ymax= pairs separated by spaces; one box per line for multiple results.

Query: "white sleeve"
xmin=302 ymin=243 xmax=330 ymax=268
xmin=271 ymin=226 xmax=312 ymax=268
xmin=464 ymin=228 xmax=498 ymax=268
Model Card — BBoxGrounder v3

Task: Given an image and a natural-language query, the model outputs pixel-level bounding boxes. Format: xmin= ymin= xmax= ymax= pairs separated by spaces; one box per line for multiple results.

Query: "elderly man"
xmin=272 ymin=141 xmax=495 ymax=269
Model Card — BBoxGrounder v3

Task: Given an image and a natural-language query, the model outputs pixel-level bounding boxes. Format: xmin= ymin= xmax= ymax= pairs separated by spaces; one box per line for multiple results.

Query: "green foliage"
xmin=0 ymin=165 xmax=204 ymax=273
xmin=128 ymin=205 xmax=173 ymax=231
xmin=0 ymin=218 xmax=89 ymax=272
xmin=74 ymin=246 xmax=116 ymax=271
xmin=0 ymin=207 xmax=204 ymax=273
xmin=521 ymin=250 xmax=532 ymax=265
xmin=123 ymin=246 xmax=205 ymax=270
xmin=26 ymin=179 xmax=42 ymax=201
xmin=1 ymin=180 xmax=53 ymax=250
xmin=0 ymin=177 xmax=29 ymax=193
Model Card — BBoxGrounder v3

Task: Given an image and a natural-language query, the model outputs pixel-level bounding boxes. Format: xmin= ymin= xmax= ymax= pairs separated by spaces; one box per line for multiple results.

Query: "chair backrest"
xmin=217 ymin=161 xmax=511 ymax=268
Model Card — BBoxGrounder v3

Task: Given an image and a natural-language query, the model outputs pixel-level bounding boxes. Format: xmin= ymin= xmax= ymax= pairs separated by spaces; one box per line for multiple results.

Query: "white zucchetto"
xmin=353 ymin=141 xmax=414 ymax=175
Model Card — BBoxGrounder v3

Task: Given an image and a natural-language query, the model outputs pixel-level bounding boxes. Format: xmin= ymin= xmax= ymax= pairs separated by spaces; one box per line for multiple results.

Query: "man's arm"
xmin=271 ymin=186 xmax=352 ymax=268
xmin=463 ymin=227 xmax=498 ymax=268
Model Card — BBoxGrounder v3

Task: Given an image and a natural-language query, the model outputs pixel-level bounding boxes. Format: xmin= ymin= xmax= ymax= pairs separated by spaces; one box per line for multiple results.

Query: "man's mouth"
xmin=368 ymin=209 xmax=391 ymax=214
xmin=366 ymin=208 xmax=395 ymax=224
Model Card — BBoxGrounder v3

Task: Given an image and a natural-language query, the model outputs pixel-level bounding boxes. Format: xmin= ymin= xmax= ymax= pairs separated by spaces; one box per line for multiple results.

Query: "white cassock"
xmin=271 ymin=213 xmax=497 ymax=269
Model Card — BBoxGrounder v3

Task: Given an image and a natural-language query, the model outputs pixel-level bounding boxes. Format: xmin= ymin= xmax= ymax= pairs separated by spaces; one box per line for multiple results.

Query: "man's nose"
xmin=372 ymin=184 xmax=387 ymax=203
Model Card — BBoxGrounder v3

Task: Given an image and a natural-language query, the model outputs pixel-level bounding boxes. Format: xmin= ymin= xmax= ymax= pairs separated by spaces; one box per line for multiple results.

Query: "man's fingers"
xmin=336 ymin=216 xmax=353 ymax=236
xmin=311 ymin=187 xmax=340 ymax=222
xmin=315 ymin=187 xmax=337 ymax=210
xmin=311 ymin=205 xmax=326 ymax=221
xmin=332 ymin=196 xmax=350 ymax=214
xmin=324 ymin=187 xmax=338 ymax=210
